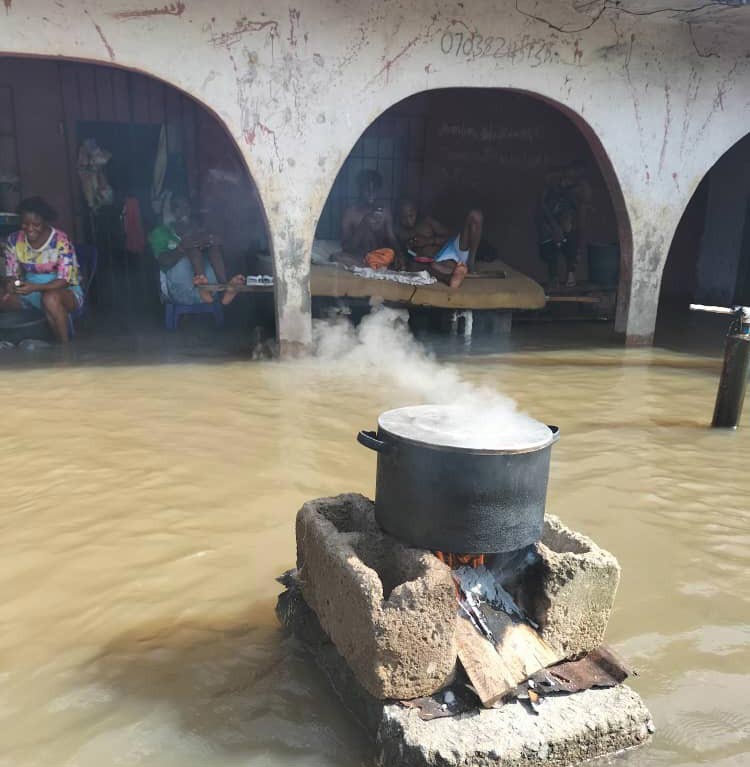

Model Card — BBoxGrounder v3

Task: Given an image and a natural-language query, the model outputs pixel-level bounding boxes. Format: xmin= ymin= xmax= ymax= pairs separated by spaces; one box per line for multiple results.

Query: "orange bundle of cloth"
xmin=364 ymin=248 xmax=395 ymax=270
xmin=434 ymin=551 xmax=486 ymax=569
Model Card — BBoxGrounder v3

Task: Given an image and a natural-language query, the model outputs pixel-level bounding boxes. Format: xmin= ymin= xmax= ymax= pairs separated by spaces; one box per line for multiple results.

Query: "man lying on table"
xmin=397 ymin=200 xmax=483 ymax=289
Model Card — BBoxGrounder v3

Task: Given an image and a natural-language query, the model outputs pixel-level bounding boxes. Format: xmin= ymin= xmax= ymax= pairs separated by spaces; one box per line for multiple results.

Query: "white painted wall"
xmin=1 ymin=0 xmax=749 ymax=349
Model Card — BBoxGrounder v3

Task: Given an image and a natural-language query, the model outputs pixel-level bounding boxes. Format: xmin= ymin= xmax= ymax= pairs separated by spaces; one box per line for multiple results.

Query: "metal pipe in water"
xmin=690 ymin=304 xmax=750 ymax=428
xmin=712 ymin=335 xmax=750 ymax=428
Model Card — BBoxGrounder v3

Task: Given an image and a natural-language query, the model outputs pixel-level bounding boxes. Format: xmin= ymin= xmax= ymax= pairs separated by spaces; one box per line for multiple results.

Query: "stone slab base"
xmin=276 ymin=576 xmax=654 ymax=767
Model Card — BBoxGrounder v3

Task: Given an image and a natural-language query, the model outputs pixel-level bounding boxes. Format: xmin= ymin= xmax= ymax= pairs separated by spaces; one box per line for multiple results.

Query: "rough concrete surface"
xmin=295 ymin=493 xmax=457 ymax=699
xmin=378 ymin=686 xmax=652 ymax=767
xmin=276 ymin=577 xmax=654 ymax=767
xmin=518 ymin=515 xmax=621 ymax=659
xmin=3 ymin=2 xmax=750 ymax=348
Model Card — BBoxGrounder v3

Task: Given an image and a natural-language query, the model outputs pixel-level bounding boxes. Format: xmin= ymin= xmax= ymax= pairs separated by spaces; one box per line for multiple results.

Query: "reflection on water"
xmin=0 ymin=322 xmax=748 ymax=766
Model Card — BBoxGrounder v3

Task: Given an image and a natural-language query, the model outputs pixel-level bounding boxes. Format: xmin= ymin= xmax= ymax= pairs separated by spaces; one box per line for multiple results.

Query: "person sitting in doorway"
xmin=0 ymin=196 xmax=83 ymax=343
xmin=537 ymin=163 xmax=591 ymax=288
xmin=334 ymin=169 xmax=402 ymax=270
xmin=149 ymin=195 xmax=244 ymax=306
xmin=397 ymin=200 xmax=483 ymax=289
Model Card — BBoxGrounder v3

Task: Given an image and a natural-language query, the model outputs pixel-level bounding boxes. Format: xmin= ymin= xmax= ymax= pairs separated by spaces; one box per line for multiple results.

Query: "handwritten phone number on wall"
xmin=439 ymin=31 xmax=555 ymax=67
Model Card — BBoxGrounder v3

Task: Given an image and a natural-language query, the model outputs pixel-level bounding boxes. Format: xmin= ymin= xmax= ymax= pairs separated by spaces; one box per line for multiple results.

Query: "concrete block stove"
xmin=277 ymin=493 xmax=653 ymax=767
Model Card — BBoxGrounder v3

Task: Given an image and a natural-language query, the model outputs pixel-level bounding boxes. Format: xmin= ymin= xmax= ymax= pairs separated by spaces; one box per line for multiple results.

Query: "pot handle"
xmin=548 ymin=425 xmax=560 ymax=444
xmin=357 ymin=430 xmax=388 ymax=453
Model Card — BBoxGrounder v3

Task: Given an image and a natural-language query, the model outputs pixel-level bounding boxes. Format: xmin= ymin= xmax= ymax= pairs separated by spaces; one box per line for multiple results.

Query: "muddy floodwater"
xmin=0 ymin=319 xmax=748 ymax=767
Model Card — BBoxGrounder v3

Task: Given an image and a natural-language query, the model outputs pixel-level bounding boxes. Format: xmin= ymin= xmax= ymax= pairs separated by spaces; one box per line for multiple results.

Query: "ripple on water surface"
xmin=0 ymin=345 xmax=748 ymax=766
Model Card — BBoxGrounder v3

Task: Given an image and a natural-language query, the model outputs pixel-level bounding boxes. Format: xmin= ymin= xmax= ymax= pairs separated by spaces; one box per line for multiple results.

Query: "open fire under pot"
xmin=357 ymin=404 xmax=560 ymax=554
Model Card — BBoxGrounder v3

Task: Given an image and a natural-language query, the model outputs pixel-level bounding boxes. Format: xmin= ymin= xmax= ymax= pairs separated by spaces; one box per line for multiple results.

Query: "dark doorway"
xmin=0 ymin=56 xmax=274 ymax=351
xmin=77 ymin=120 xmax=163 ymax=321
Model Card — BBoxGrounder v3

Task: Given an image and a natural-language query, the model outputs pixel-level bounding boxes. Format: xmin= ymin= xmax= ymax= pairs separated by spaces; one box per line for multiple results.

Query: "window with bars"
xmin=315 ymin=113 xmax=426 ymax=240
xmin=0 ymin=85 xmax=21 ymax=214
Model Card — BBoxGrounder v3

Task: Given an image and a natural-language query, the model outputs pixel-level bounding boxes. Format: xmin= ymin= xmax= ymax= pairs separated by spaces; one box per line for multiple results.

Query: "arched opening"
xmin=0 ymin=56 xmax=274 ymax=354
xmin=657 ymin=133 xmax=750 ymax=348
xmin=313 ymin=87 xmax=629 ymax=342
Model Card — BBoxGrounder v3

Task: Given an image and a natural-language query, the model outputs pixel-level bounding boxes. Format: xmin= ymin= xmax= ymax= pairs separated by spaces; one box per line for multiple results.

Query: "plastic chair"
xmin=68 ymin=243 xmax=99 ymax=337
xmin=159 ymin=271 xmax=224 ymax=330
xmin=164 ymin=300 xmax=224 ymax=330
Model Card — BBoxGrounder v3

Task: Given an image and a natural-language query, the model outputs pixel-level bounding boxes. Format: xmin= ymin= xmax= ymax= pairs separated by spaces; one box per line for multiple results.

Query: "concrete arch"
xmin=0 ymin=50 xmax=271 ymax=225
xmin=0 ymin=51 xmax=277 ymax=327
xmin=628 ymin=119 xmax=750 ymax=346
xmin=8 ymin=52 xmax=271 ymax=230
xmin=315 ymin=84 xmax=632 ymax=317
xmin=659 ymin=129 xmax=750 ymax=317
xmin=0 ymin=1 xmax=748 ymax=354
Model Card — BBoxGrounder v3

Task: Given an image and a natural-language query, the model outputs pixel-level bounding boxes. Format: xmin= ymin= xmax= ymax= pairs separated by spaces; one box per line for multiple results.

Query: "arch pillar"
xmin=271 ymin=220 xmax=313 ymax=356
xmin=261 ymin=187 xmax=317 ymax=356
xmin=616 ymin=202 xmax=684 ymax=345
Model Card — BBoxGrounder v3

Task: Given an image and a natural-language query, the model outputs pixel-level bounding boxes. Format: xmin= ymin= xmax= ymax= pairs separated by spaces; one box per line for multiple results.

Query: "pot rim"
xmin=376 ymin=424 xmax=557 ymax=455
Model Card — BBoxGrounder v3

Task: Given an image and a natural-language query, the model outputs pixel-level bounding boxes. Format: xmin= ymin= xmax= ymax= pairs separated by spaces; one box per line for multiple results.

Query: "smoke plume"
xmin=311 ymin=306 xmax=548 ymax=449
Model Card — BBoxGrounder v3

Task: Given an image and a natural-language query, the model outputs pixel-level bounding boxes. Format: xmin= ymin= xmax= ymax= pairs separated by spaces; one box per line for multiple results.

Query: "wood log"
xmin=456 ymin=607 xmax=563 ymax=708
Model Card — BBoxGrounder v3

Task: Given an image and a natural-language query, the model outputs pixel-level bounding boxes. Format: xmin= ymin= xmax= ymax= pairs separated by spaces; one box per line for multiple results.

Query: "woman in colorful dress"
xmin=0 ymin=197 xmax=83 ymax=343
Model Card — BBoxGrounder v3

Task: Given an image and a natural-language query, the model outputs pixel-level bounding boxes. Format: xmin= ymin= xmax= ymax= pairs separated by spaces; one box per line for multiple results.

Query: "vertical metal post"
xmin=712 ymin=333 xmax=750 ymax=428
xmin=690 ymin=304 xmax=750 ymax=428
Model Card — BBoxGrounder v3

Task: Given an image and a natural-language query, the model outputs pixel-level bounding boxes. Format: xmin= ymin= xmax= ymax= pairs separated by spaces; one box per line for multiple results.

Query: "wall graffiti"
xmin=439 ymin=29 xmax=556 ymax=67
xmin=110 ymin=2 xmax=185 ymax=20
xmin=438 ymin=122 xmax=544 ymax=143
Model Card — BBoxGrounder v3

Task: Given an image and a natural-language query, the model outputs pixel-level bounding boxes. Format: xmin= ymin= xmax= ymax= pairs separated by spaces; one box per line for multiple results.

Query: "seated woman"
xmin=0 ymin=196 xmax=83 ymax=343
xmin=149 ymin=196 xmax=244 ymax=306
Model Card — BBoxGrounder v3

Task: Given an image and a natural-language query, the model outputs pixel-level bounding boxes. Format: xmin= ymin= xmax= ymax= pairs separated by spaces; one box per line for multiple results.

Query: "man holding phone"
xmin=149 ymin=196 xmax=244 ymax=306
xmin=336 ymin=169 xmax=402 ymax=270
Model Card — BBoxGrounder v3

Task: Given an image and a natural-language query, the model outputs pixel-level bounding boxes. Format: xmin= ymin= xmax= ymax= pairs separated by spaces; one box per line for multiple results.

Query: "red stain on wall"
xmin=288 ymin=8 xmax=300 ymax=48
xmin=369 ymin=14 xmax=440 ymax=86
xmin=376 ymin=36 xmax=420 ymax=84
xmin=111 ymin=1 xmax=185 ymax=20
xmin=4 ymin=0 xmax=12 ymax=11
xmin=573 ymin=39 xmax=583 ymax=64
xmin=210 ymin=18 xmax=279 ymax=48
xmin=243 ymin=119 xmax=281 ymax=167
xmin=93 ymin=20 xmax=116 ymax=60
xmin=84 ymin=10 xmax=116 ymax=60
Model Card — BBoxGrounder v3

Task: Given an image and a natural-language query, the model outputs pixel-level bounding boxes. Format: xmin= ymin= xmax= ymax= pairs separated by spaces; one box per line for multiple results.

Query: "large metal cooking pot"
xmin=357 ymin=405 xmax=559 ymax=554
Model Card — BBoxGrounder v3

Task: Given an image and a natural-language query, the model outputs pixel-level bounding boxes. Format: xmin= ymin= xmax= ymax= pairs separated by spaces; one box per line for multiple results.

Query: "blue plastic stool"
xmin=165 ymin=301 xmax=224 ymax=330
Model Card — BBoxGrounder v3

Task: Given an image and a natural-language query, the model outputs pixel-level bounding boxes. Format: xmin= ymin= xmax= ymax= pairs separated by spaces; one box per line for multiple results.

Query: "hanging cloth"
xmin=122 ymin=196 xmax=146 ymax=255
xmin=77 ymin=139 xmax=113 ymax=212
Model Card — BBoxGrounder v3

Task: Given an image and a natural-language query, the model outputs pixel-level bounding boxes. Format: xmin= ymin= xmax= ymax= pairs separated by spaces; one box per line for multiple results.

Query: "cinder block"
xmin=518 ymin=515 xmax=621 ymax=658
xmin=295 ymin=493 xmax=457 ymax=699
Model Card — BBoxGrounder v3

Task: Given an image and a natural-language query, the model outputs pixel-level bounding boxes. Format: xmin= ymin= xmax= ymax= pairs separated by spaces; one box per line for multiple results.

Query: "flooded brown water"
xmin=0 ymin=321 xmax=748 ymax=767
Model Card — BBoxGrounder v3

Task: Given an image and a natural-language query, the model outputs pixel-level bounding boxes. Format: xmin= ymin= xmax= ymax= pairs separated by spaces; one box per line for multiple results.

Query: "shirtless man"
xmin=397 ymin=200 xmax=482 ymax=289
xmin=335 ymin=169 xmax=402 ymax=269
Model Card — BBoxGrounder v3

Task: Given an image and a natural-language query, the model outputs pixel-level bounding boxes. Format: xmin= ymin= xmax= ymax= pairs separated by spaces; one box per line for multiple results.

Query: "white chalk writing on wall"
xmin=435 ymin=120 xmax=566 ymax=169
xmin=438 ymin=122 xmax=544 ymax=143
xmin=439 ymin=150 xmax=555 ymax=169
